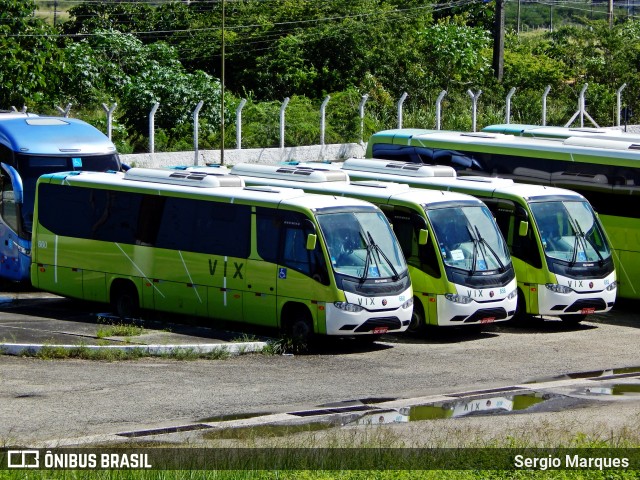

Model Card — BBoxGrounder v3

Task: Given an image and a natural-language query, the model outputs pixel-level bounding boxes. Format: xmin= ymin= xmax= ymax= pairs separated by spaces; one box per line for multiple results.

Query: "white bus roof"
xmin=231 ymin=163 xmax=483 ymax=208
xmin=42 ymin=169 xmax=379 ymax=212
xmin=397 ymin=129 xmax=640 ymax=159
xmin=340 ymin=159 xmax=585 ymax=201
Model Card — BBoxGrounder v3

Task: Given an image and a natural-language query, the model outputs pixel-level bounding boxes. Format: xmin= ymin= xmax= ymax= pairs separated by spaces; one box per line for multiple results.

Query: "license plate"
xmin=373 ymin=327 xmax=388 ymax=334
xmin=480 ymin=317 xmax=496 ymax=324
xmin=580 ymin=307 xmax=596 ymax=314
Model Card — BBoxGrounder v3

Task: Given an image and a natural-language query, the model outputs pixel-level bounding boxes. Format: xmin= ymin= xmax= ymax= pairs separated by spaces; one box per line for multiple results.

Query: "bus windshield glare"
xmin=318 ymin=210 xmax=406 ymax=280
xmin=530 ymin=200 xmax=611 ymax=264
xmin=427 ymin=205 xmax=511 ymax=273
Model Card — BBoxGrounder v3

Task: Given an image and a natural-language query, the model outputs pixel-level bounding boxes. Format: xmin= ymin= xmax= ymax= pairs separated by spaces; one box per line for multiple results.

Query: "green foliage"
xmin=5 ymin=0 xmax=640 ymax=150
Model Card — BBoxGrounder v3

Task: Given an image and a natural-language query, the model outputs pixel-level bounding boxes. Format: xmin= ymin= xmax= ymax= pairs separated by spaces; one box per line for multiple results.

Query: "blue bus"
xmin=0 ymin=116 xmax=123 ymax=282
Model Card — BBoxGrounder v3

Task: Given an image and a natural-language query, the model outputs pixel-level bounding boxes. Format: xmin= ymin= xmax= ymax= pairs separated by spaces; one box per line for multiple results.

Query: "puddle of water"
xmin=198 ymin=412 xmax=272 ymax=423
xmin=348 ymin=393 xmax=549 ymax=426
xmin=405 ymin=393 xmax=546 ymax=420
xmin=528 ymin=366 xmax=640 ymax=383
xmin=201 ymin=422 xmax=333 ymax=440
xmin=584 ymin=384 xmax=640 ymax=396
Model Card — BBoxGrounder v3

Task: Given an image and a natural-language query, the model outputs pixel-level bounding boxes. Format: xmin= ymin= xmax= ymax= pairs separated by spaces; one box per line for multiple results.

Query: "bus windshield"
xmin=318 ymin=210 xmax=406 ymax=280
xmin=427 ymin=205 xmax=511 ymax=273
xmin=530 ymin=200 xmax=611 ymax=264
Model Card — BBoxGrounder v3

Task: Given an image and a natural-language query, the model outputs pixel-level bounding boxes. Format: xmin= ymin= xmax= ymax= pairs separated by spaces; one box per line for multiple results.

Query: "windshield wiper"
xmin=466 ymin=225 xmax=479 ymax=274
xmin=570 ymin=218 xmax=605 ymax=265
xmin=467 ymin=225 xmax=505 ymax=273
xmin=359 ymin=231 xmax=399 ymax=282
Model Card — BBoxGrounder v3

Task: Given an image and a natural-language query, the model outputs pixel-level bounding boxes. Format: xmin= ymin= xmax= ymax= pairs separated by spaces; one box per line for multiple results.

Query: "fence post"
xmin=505 ymin=87 xmax=516 ymax=124
xmin=467 ymin=90 xmax=483 ymax=132
xmin=102 ymin=103 xmax=117 ymax=140
xmin=192 ymin=100 xmax=204 ymax=165
xmin=542 ymin=85 xmax=551 ymax=126
xmin=565 ymin=84 xmax=599 ymax=128
xmin=236 ymin=98 xmax=247 ymax=149
xmin=617 ymin=83 xmax=627 ymax=127
xmin=55 ymin=103 xmax=72 ymax=117
xmin=320 ymin=95 xmax=331 ymax=146
xmin=148 ymin=102 xmax=160 ymax=154
xmin=397 ymin=92 xmax=408 ymax=129
xmin=359 ymin=94 xmax=369 ymax=145
xmin=435 ymin=90 xmax=447 ymax=130
xmin=280 ymin=97 xmax=290 ymax=149
xmin=10 ymin=106 xmax=28 ymax=113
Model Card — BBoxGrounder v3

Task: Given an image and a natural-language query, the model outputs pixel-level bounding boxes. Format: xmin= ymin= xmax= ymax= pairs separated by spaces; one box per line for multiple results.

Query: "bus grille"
xmin=354 ymin=317 xmax=401 ymax=333
xmin=564 ymin=298 xmax=607 ymax=313
xmin=463 ymin=308 xmax=508 ymax=323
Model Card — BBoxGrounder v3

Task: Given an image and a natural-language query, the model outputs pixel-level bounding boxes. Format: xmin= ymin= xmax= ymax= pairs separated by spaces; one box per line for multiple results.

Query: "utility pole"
xmin=220 ymin=0 xmax=226 ymax=165
xmin=493 ymin=0 xmax=505 ymax=81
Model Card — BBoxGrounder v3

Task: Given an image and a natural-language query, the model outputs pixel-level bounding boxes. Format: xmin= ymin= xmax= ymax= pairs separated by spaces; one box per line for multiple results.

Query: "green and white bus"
xmin=334 ymin=158 xmax=616 ymax=323
xmin=481 ymin=124 xmax=640 ymax=142
xmin=366 ymin=128 xmax=634 ymax=300
xmin=30 ymin=168 xmax=413 ymax=341
xmin=223 ymin=163 xmax=518 ymax=332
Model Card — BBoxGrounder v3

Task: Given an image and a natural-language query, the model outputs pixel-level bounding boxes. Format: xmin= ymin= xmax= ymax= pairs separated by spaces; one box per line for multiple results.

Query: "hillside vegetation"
xmin=2 ymin=0 xmax=639 ymax=152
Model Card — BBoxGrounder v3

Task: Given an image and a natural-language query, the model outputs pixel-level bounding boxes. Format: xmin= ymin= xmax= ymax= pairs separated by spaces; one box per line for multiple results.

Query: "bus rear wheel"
xmin=111 ymin=281 xmax=140 ymax=319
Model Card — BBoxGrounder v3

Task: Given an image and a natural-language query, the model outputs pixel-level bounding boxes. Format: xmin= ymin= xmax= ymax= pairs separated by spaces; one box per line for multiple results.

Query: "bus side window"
xmin=281 ymin=214 xmax=329 ymax=285
xmin=0 ymin=174 xmax=19 ymax=233
xmin=136 ymin=195 xmax=165 ymax=246
xmin=513 ymin=205 xmax=542 ymax=269
xmin=257 ymin=209 xmax=328 ymax=284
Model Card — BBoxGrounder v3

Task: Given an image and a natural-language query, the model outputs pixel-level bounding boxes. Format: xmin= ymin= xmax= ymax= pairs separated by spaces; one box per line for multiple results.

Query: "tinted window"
xmin=38 ymin=184 xmax=251 ymax=257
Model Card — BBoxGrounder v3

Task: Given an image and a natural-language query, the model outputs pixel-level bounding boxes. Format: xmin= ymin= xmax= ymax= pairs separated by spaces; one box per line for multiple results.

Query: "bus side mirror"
xmin=418 ymin=229 xmax=429 ymax=245
xmin=306 ymin=233 xmax=317 ymax=250
xmin=518 ymin=220 xmax=529 ymax=237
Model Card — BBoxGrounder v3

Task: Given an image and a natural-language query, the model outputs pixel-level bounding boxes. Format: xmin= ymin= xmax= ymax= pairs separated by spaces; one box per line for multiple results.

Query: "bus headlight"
xmin=444 ymin=293 xmax=474 ymax=304
xmin=402 ymin=297 xmax=414 ymax=309
xmin=545 ymin=283 xmax=573 ymax=294
xmin=606 ymin=281 xmax=618 ymax=291
xmin=508 ymin=289 xmax=518 ymax=300
xmin=334 ymin=301 xmax=364 ymax=312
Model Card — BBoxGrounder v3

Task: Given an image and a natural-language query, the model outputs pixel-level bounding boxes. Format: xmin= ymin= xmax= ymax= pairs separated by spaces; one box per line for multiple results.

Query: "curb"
xmin=0 ymin=341 xmax=269 ymax=356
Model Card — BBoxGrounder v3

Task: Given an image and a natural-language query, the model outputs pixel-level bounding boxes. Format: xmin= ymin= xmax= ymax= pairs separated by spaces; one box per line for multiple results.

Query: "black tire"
xmin=560 ymin=314 xmax=586 ymax=324
xmin=284 ymin=308 xmax=315 ymax=351
xmin=407 ymin=298 xmax=426 ymax=334
xmin=111 ymin=282 xmax=140 ymax=319
xmin=509 ymin=288 xmax=530 ymax=325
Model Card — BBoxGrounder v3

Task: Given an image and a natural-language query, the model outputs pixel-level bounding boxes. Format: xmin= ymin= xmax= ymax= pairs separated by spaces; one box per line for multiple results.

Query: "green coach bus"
xmin=365 ymin=128 xmax=635 ymax=300
xmin=225 ymin=163 xmax=518 ymax=332
xmin=30 ymin=168 xmax=413 ymax=341
xmin=333 ymin=158 xmax=617 ymax=323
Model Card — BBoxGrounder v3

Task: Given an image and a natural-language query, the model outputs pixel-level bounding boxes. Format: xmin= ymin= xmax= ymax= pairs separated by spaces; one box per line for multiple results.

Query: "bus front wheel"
xmin=283 ymin=306 xmax=314 ymax=349
xmin=560 ymin=314 xmax=586 ymax=324
xmin=408 ymin=299 xmax=426 ymax=334
xmin=111 ymin=281 xmax=140 ymax=319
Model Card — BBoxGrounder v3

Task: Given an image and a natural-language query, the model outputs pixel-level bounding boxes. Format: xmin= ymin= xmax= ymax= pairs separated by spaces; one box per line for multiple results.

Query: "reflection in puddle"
xmin=528 ymin=366 xmax=640 ymax=383
xmin=584 ymin=384 xmax=640 ymax=396
xmin=351 ymin=393 xmax=548 ymax=426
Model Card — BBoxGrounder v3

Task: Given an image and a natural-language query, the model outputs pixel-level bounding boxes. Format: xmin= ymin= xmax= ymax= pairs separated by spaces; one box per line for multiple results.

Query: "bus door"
xmin=484 ymin=197 xmax=541 ymax=313
xmin=0 ymin=163 xmax=29 ymax=281
xmin=276 ymin=214 xmax=330 ymax=331
xmin=244 ymin=208 xmax=280 ymax=327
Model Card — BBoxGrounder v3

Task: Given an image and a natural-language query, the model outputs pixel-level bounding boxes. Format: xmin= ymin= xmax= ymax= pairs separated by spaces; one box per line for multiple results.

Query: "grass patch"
xmin=21 ymin=345 xmax=232 ymax=361
xmin=96 ymin=315 xmax=145 ymax=339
